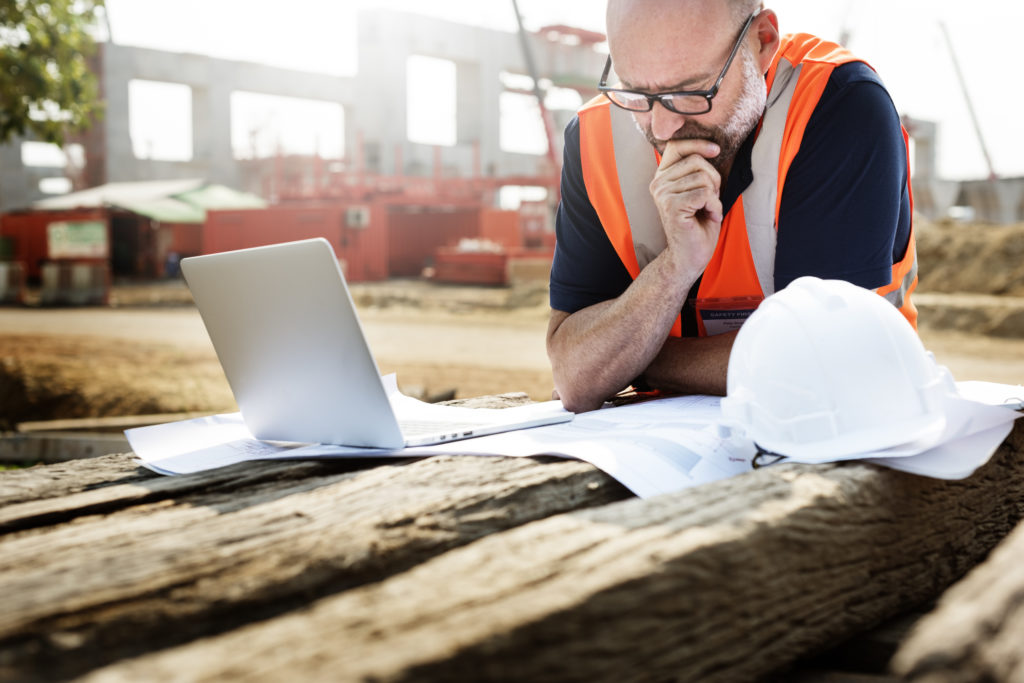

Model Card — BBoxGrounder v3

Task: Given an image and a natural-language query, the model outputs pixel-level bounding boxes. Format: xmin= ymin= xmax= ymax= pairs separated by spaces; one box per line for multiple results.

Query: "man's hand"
xmin=547 ymin=140 xmax=730 ymax=412
xmin=649 ymin=139 xmax=724 ymax=277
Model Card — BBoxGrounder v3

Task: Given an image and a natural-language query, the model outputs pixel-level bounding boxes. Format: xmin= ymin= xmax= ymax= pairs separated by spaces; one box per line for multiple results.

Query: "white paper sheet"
xmin=244 ymin=395 xmax=755 ymax=498
xmin=381 ymin=374 xmax=573 ymax=425
xmin=374 ymin=395 xmax=755 ymax=498
xmin=956 ymin=380 xmax=1024 ymax=410
xmin=126 ymin=379 xmax=1024 ymax=497
xmin=775 ymin=393 xmax=1021 ymax=475
xmin=126 ymin=391 xmax=753 ymax=497
xmin=125 ymin=412 xmax=310 ymax=476
xmin=866 ymin=420 xmax=1016 ymax=479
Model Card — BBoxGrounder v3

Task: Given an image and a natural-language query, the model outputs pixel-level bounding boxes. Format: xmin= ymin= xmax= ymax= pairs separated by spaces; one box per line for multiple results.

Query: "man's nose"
xmin=650 ymin=101 xmax=688 ymax=141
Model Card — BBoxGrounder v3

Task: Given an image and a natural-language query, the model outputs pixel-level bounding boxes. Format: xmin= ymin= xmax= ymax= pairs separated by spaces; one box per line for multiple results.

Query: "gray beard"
xmin=639 ymin=47 xmax=767 ymax=178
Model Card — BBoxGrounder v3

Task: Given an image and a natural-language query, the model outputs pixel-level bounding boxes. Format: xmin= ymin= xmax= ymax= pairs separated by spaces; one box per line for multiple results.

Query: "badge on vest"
xmin=694 ymin=296 xmax=764 ymax=336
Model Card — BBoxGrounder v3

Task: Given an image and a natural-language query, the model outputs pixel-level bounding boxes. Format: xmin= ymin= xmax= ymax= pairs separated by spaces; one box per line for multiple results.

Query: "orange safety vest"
xmin=577 ymin=33 xmax=918 ymax=337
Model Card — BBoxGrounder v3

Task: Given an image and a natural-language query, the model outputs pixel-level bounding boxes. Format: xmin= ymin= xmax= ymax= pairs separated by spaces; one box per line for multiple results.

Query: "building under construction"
xmin=2 ymin=7 xmax=1023 ymax=303
xmin=0 ymin=8 xmax=607 ymax=299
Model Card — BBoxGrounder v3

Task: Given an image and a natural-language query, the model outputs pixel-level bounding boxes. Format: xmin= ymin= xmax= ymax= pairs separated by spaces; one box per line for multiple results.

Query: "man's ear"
xmin=754 ymin=9 xmax=781 ymax=73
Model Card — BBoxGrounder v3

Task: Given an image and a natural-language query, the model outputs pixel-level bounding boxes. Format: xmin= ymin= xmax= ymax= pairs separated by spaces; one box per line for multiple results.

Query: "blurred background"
xmin=95 ymin=0 xmax=1024 ymax=182
xmin=3 ymin=1 xmax=1021 ymax=221
xmin=2 ymin=0 xmax=1023 ymax=453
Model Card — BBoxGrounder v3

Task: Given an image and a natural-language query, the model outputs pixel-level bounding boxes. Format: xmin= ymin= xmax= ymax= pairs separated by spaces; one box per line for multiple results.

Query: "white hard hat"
xmin=720 ymin=277 xmax=957 ymax=462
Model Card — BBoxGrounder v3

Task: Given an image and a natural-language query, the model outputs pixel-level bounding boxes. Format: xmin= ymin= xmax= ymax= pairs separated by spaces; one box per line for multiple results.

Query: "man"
xmin=547 ymin=0 xmax=917 ymax=412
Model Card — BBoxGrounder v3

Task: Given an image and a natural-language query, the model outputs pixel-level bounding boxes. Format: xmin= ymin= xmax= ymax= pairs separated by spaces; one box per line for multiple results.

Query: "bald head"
xmin=604 ymin=0 xmax=776 ymax=176
xmin=606 ymin=0 xmax=762 ymax=79
xmin=607 ymin=0 xmax=759 ymax=32
xmin=606 ymin=0 xmax=767 ymax=91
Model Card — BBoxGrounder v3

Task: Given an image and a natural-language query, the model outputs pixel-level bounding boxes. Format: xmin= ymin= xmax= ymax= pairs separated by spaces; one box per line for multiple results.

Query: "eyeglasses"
xmin=599 ymin=10 xmax=760 ymax=116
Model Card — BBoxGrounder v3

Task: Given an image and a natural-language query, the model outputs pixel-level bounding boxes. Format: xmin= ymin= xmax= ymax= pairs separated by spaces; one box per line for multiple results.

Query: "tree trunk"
xmin=892 ymin=515 xmax=1024 ymax=682
xmin=0 ymin=454 xmax=629 ymax=681
xmin=70 ymin=422 xmax=1024 ymax=683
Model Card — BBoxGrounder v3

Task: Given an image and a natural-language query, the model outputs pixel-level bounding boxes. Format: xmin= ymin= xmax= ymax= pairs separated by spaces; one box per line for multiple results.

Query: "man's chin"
xmin=646 ymin=132 xmax=722 ymax=157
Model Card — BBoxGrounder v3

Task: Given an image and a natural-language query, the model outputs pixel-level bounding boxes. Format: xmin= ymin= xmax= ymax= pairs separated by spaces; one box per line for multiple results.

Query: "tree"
xmin=0 ymin=0 xmax=105 ymax=146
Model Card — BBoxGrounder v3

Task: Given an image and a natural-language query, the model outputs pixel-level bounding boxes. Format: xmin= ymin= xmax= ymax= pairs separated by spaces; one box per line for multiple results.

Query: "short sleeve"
xmin=549 ymin=116 xmax=634 ymax=313
xmin=774 ymin=62 xmax=912 ymax=291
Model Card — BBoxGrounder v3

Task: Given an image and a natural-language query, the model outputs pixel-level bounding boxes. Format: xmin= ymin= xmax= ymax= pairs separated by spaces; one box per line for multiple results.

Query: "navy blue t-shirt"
xmin=550 ymin=61 xmax=912 ymax=335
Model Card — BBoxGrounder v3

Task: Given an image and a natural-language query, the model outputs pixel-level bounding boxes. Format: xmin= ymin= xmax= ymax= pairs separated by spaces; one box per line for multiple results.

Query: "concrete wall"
xmin=6 ymin=8 xmax=1020 ymax=224
xmin=0 ymin=8 xmax=605 ymax=212
xmin=350 ymin=9 xmax=604 ymax=178
xmin=99 ymin=42 xmax=356 ymax=190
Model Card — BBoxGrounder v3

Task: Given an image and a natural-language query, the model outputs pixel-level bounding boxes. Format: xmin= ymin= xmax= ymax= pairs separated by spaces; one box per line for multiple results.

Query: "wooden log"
xmin=0 ymin=432 xmax=131 ymax=464
xmin=891 ymin=516 xmax=1024 ymax=681
xmin=79 ymin=422 xmax=1024 ymax=683
xmin=786 ymin=609 xmax=931 ymax=680
xmin=0 ymin=454 xmax=373 ymax=534
xmin=15 ymin=413 xmax=212 ymax=433
xmin=0 ymin=453 xmax=146 ymax=507
xmin=0 ymin=453 xmax=628 ymax=681
xmin=0 ymin=393 xmax=531 ymax=510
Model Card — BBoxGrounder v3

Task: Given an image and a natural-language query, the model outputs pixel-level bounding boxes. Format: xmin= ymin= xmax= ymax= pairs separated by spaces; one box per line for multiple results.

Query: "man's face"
xmin=608 ymin=3 xmax=769 ymax=175
xmin=635 ymin=47 xmax=766 ymax=173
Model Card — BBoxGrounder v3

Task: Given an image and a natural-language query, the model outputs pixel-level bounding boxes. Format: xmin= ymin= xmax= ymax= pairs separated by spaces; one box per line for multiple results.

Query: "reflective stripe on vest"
xmin=578 ymin=33 xmax=918 ymax=336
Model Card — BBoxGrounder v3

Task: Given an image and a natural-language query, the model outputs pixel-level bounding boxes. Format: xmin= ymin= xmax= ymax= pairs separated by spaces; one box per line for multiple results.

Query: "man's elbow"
xmin=546 ymin=309 xmax=605 ymax=412
xmin=550 ymin=373 xmax=603 ymax=414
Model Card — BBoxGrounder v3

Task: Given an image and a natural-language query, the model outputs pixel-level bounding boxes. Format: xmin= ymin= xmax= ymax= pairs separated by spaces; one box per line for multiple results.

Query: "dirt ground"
xmin=0 ymin=282 xmax=557 ymax=427
xmin=2 ymin=220 xmax=1023 ymax=427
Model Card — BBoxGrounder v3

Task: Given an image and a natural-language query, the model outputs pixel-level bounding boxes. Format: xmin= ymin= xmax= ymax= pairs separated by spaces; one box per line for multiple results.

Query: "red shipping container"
xmin=432 ymin=249 xmax=508 ymax=286
xmin=204 ymin=204 xmax=389 ymax=282
xmin=480 ymin=209 xmax=521 ymax=248
xmin=386 ymin=207 xmax=480 ymax=277
xmin=0 ymin=209 xmax=109 ymax=280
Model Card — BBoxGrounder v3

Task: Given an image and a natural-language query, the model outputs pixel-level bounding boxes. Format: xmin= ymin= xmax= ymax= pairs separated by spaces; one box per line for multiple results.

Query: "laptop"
xmin=179 ymin=238 xmax=572 ymax=448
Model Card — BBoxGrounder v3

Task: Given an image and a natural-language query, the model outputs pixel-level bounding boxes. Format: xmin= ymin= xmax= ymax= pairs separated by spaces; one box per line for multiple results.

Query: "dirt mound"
xmin=915 ymin=293 xmax=1024 ymax=339
xmin=0 ymin=335 xmax=235 ymax=428
xmin=916 ymin=220 xmax=1024 ymax=296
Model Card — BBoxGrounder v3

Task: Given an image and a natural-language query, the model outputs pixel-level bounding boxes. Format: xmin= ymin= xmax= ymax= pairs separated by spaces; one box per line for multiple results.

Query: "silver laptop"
xmin=179 ymin=238 xmax=571 ymax=448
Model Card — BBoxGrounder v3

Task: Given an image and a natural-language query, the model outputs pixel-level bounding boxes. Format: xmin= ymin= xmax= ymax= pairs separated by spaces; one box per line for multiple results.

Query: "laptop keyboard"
xmin=399 ymin=419 xmax=490 ymax=437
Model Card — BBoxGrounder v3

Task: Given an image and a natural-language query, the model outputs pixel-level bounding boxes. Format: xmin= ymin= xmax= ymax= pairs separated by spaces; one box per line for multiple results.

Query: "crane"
xmin=510 ymin=0 xmax=561 ymax=172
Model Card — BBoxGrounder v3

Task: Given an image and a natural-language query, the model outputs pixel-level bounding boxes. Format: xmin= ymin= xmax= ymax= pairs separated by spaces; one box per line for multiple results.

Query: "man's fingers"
xmin=699 ymin=193 xmax=724 ymax=225
xmin=655 ymin=148 xmax=721 ymax=194
xmin=651 ymin=169 xmax=716 ymax=206
xmin=651 ymin=152 xmax=722 ymax=209
xmin=654 ymin=156 xmax=721 ymax=196
xmin=659 ymin=138 xmax=720 ymax=168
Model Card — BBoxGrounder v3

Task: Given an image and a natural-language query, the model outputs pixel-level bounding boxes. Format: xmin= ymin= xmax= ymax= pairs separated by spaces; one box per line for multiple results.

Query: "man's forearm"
xmin=642 ymin=330 xmax=736 ymax=397
xmin=549 ymin=138 xmax=727 ymax=412
xmin=548 ymin=299 xmax=735 ymax=411
xmin=547 ymin=252 xmax=698 ymax=412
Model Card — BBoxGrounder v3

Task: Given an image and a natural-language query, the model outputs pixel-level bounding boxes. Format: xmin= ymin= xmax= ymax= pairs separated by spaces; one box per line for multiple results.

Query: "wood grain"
xmin=892 ymin=516 xmax=1024 ymax=682
xmin=78 ymin=422 xmax=1024 ymax=683
xmin=0 ymin=453 xmax=628 ymax=681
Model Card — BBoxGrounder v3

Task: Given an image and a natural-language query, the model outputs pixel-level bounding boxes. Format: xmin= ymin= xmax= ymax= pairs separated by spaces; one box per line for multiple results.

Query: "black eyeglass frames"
xmin=598 ymin=10 xmax=761 ymax=116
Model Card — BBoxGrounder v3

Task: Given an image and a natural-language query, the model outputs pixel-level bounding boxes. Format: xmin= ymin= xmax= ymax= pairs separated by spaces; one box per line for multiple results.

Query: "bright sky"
xmin=101 ymin=0 xmax=1023 ymax=181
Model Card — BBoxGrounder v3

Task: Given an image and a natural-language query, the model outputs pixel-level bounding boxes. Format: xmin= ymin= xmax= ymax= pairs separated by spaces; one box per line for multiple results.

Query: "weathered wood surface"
xmin=786 ymin=609 xmax=932 ymax=681
xmin=0 ymin=453 xmax=629 ymax=681
xmin=66 ymin=421 xmax=1024 ymax=683
xmin=892 ymin=515 xmax=1024 ymax=682
xmin=0 ymin=432 xmax=132 ymax=464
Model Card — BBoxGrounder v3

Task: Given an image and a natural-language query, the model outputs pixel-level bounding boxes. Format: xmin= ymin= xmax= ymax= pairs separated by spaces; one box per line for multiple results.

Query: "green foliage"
xmin=0 ymin=460 xmax=38 ymax=470
xmin=0 ymin=0 xmax=105 ymax=146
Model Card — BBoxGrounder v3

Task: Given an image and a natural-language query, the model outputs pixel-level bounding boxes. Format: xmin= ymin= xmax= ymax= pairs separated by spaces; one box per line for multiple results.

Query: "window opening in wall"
xmin=230 ymin=92 xmax=344 ymax=159
xmin=21 ymin=141 xmax=84 ymax=168
xmin=498 ymin=185 xmax=548 ymax=210
xmin=407 ymin=55 xmax=456 ymax=147
xmin=500 ymin=91 xmax=547 ymax=156
xmin=39 ymin=177 xmax=73 ymax=194
xmin=128 ymin=79 xmax=193 ymax=161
